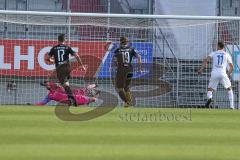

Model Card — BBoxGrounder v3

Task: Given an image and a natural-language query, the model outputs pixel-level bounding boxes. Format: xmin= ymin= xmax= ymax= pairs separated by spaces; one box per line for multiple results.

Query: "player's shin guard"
xmin=228 ymin=90 xmax=234 ymax=109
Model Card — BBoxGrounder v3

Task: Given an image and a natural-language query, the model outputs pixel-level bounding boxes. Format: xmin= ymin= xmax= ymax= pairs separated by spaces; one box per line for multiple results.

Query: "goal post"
xmin=0 ymin=10 xmax=240 ymax=108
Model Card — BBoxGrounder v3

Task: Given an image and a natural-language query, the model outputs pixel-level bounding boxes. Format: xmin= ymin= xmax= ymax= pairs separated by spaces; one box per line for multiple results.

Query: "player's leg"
xmin=86 ymin=88 xmax=101 ymax=98
xmin=124 ymin=72 xmax=133 ymax=106
xmin=57 ymin=64 xmax=77 ymax=106
xmin=227 ymin=87 xmax=234 ymax=109
xmin=116 ymin=87 xmax=128 ymax=104
xmin=87 ymin=84 xmax=98 ymax=89
xmin=85 ymin=84 xmax=100 ymax=98
xmin=115 ymin=69 xmax=128 ymax=104
xmin=205 ymin=76 xmax=219 ymax=108
xmin=205 ymin=88 xmax=214 ymax=108
xmin=221 ymin=76 xmax=234 ymax=109
xmin=63 ymin=82 xmax=77 ymax=106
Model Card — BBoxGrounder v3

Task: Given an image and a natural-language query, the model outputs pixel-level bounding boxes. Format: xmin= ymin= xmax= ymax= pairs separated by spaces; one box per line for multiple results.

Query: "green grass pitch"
xmin=0 ymin=105 xmax=240 ymax=160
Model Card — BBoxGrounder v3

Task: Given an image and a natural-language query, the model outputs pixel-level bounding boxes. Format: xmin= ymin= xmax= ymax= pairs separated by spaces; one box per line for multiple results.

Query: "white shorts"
xmin=208 ymin=73 xmax=231 ymax=90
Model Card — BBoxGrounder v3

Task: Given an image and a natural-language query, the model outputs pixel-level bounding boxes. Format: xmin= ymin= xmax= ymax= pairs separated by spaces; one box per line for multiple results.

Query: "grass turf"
xmin=0 ymin=105 xmax=240 ymax=160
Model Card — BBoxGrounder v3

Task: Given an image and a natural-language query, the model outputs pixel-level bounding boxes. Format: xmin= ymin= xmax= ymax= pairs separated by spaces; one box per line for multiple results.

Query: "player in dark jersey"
xmin=45 ymin=34 xmax=86 ymax=106
xmin=113 ymin=37 xmax=142 ymax=107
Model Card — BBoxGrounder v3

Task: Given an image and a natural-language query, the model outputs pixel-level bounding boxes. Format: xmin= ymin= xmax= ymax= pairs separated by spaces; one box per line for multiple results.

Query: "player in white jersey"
xmin=198 ymin=42 xmax=234 ymax=109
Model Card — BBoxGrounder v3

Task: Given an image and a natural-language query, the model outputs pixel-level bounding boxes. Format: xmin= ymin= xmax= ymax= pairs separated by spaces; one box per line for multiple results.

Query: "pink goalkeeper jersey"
xmin=36 ymin=82 xmax=92 ymax=105
xmin=49 ymin=82 xmax=86 ymax=95
xmin=48 ymin=90 xmax=91 ymax=105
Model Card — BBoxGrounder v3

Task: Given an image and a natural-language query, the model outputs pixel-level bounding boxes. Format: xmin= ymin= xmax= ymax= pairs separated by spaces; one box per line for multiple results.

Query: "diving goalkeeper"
xmin=36 ymin=81 xmax=99 ymax=106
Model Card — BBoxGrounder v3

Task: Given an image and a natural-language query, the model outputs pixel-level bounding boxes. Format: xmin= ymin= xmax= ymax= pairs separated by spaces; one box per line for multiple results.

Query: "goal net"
xmin=0 ymin=11 xmax=239 ymax=108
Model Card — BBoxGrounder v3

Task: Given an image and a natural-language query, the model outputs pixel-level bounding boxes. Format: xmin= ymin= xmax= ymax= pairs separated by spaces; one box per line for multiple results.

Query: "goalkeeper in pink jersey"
xmin=36 ymin=81 xmax=99 ymax=106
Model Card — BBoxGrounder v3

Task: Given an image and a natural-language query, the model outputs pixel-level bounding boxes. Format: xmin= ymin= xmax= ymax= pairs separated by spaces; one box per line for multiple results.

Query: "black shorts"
xmin=115 ymin=66 xmax=133 ymax=89
xmin=56 ymin=63 xmax=71 ymax=84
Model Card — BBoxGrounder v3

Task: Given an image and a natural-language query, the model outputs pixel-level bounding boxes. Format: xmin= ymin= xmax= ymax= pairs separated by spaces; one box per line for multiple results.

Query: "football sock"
xmin=207 ymin=91 xmax=212 ymax=99
xmin=205 ymin=91 xmax=213 ymax=108
xmin=64 ymin=86 xmax=77 ymax=106
xmin=125 ymin=90 xmax=132 ymax=105
xmin=228 ymin=90 xmax=234 ymax=108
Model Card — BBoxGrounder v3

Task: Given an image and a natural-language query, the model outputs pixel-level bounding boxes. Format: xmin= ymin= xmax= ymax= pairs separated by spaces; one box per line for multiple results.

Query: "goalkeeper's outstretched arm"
xmin=36 ymin=95 xmax=51 ymax=106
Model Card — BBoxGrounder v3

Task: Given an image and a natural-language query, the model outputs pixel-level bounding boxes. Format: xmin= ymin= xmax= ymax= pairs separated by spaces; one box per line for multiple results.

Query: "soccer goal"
xmin=0 ymin=10 xmax=239 ymax=108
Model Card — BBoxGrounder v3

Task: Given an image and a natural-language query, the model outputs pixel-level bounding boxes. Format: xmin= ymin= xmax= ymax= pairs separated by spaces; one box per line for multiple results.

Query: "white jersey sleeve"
xmin=208 ymin=52 xmax=215 ymax=58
